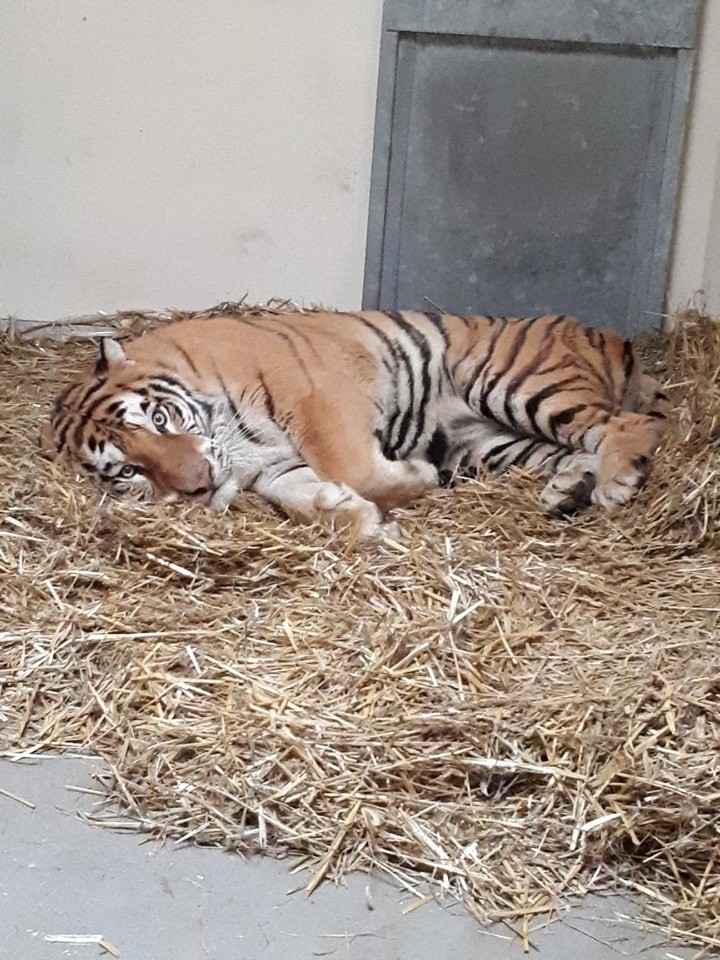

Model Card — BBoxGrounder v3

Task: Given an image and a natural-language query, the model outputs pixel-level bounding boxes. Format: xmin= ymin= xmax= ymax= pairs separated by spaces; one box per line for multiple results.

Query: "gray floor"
xmin=0 ymin=758 xmax=707 ymax=960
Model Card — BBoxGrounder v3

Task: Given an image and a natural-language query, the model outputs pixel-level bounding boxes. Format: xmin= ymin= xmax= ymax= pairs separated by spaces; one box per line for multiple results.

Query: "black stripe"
xmin=586 ymin=326 xmax=601 ymax=350
xmin=547 ymin=404 xmax=589 ymax=439
xmin=623 ymin=339 xmax=635 ymax=383
xmin=70 ymin=388 xmax=116 ymax=449
xmin=274 ymin=321 xmax=324 ymax=361
xmin=74 ymin=377 xmax=108 ymax=414
xmin=514 ymin=439 xmax=556 ymax=468
xmin=510 ymin=440 xmax=545 ymax=469
xmin=172 ymin=341 xmax=200 ymax=376
xmin=502 ymin=316 xmax=566 ymax=392
xmin=461 ymin=319 xmax=506 ymax=402
xmin=524 ymin=376 xmax=583 ymax=435
xmin=484 ymin=437 xmax=528 ymax=470
xmin=352 ymin=314 xmax=412 ymax=455
xmin=149 ymin=377 xmax=213 ymax=422
xmin=487 ymin=437 xmax=542 ymax=471
xmin=426 ymin=427 xmax=449 ymax=470
xmin=56 ymin=416 xmax=74 ymax=453
xmin=423 ymin=312 xmax=450 ymax=346
xmin=258 ymin=373 xmax=275 ymax=420
xmin=52 ymin=387 xmax=71 ymax=421
xmin=594 ymin=330 xmax=615 ymax=394
xmin=149 ymin=374 xmax=195 ymax=393
xmin=353 ymin=318 xmax=402 ymax=442
xmin=213 ymin=368 xmax=264 ymax=444
xmin=502 ymin=322 xmax=563 ymax=428
xmin=570 ymin=325 xmax=612 ymax=390
xmin=272 ymin=462 xmax=308 ymax=481
xmin=216 ymin=371 xmax=239 ymax=419
xmin=450 ymin=342 xmax=477 ymax=379
xmin=53 ymin=380 xmax=92 ymax=428
xmin=477 ymin=319 xmax=535 ymax=426
xmin=533 ymin=357 xmax=579 ymax=379
xmin=499 ymin=320 xmax=558 ymax=428
xmin=265 ymin=328 xmax=312 ymax=381
xmin=385 ymin=311 xmax=434 ymax=454
xmin=348 ymin=315 xmax=401 ymax=442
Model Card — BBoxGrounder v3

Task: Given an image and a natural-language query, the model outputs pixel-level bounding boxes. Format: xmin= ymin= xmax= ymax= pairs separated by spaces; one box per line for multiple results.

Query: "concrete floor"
xmin=0 ymin=758 xmax=708 ymax=960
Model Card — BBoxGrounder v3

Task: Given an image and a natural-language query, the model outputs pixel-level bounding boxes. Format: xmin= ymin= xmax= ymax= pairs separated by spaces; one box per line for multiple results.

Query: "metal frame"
xmin=362 ymin=0 xmax=701 ymax=328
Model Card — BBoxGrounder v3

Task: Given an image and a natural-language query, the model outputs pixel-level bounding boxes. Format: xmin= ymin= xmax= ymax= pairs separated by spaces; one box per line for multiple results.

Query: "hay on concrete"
xmin=0 ymin=304 xmax=718 ymax=951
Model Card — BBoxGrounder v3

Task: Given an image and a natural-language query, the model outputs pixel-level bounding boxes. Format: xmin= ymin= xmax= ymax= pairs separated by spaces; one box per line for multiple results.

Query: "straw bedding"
xmin=1 ymin=305 xmax=718 ymax=950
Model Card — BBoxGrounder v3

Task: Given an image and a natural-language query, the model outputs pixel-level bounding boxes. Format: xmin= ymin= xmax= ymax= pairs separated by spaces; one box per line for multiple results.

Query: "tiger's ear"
xmin=95 ymin=338 xmax=129 ymax=376
xmin=39 ymin=421 xmax=58 ymax=461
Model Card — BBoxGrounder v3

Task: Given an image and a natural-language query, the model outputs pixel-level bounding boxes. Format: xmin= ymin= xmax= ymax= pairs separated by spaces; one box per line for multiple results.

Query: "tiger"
xmin=40 ymin=309 xmax=669 ymax=542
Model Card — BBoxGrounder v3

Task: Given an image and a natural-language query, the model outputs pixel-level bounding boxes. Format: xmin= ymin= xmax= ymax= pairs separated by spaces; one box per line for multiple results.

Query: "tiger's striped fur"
xmin=41 ymin=310 xmax=669 ymax=541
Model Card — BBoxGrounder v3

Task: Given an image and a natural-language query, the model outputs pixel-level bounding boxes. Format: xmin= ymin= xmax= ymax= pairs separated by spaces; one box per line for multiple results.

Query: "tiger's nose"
xmin=186 ymin=458 xmax=212 ymax=495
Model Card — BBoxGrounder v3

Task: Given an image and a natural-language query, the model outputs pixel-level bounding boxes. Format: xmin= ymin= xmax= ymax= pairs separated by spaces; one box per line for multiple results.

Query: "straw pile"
xmin=1 ymin=304 xmax=718 ymax=951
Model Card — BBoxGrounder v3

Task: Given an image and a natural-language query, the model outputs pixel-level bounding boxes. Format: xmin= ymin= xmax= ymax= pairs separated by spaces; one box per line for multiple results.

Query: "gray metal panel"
xmin=378 ymin=37 xmax=416 ymax=309
xmin=624 ymin=50 xmax=677 ymax=331
xmin=384 ymin=0 xmax=701 ymax=49
xmin=362 ymin=29 xmax=399 ymax=310
xmin=381 ymin=36 xmax=678 ymax=330
xmin=362 ymin=0 xmax=701 ymax=335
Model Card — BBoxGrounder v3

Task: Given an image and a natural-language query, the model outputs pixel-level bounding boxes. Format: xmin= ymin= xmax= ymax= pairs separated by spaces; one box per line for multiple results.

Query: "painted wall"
xmin=1 ymin=0 xmax=718 ymax=321
xmin=702 ymin=152 xmax=720 ymax=312
xmin=667 ymin=0 xmax=720 ymax=316
xmin=0 ymin=0 xmax=383 ymax=321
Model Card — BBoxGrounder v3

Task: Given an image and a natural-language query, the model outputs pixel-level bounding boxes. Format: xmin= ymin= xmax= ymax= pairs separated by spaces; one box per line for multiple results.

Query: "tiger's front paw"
xmin=380 ymin=519 xmax=403 ymax=542
xmin=209 ymin=475 xmax=240 ymax=511
xmin=313 ymin=483 xmax=386 ymax=542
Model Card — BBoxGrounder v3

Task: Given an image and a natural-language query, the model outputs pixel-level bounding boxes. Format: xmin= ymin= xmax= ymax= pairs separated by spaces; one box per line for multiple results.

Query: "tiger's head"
xmin=40 ymin=338 xmax=238 ymax=510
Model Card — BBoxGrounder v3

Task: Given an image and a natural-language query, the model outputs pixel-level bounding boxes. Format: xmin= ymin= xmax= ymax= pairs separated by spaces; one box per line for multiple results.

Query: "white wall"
xmin=667 ymin=0 xmax=720 ymax=316
xmin=0 ymin=0 xmax=383 ymax=321
xmin=702 ymin=152 xmax=720 ymax=310
xmin=1 ymin=0 xmax=719 ymax=322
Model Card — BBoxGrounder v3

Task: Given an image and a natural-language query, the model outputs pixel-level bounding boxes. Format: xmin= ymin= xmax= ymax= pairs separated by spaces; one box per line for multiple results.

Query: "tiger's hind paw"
xmin=593 ymin=450 xmax=652 ymax=514
xmin=592 ymin=466 xmax=647 ymax=514
xmin=540 ymin=453 xmax=597 ymax=516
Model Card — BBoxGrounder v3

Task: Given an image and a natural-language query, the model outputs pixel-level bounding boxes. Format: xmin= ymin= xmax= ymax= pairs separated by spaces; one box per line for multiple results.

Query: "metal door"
xmin=363 ymin=0 xmax=701 ymax=334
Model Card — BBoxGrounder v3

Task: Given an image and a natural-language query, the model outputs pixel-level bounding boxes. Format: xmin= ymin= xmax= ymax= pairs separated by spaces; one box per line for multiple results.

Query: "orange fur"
xmin=42 ymin=310 xmax=670 ymax=538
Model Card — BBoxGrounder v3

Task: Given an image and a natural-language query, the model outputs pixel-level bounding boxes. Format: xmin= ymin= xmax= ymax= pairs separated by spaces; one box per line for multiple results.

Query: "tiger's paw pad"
xmin=540 ymin=470 xmax=596 ymax=516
